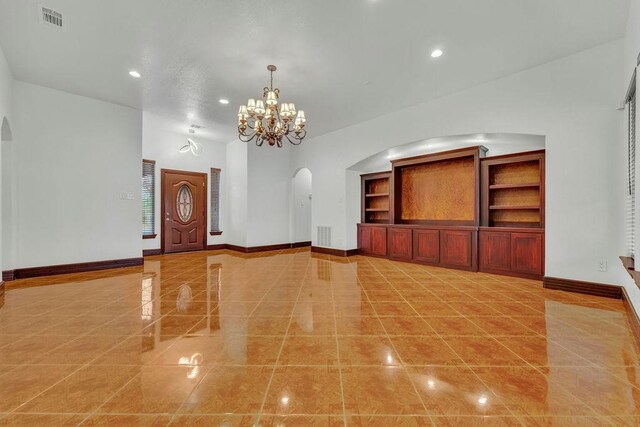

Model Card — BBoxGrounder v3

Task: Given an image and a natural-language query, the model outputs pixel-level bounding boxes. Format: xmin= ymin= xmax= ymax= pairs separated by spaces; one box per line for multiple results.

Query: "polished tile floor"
xmin=0 ymin=248 xmax=639 ymax=426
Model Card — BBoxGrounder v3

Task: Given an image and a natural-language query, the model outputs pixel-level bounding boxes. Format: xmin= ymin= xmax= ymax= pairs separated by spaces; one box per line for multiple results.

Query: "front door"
xmin=161 ymin=169 xmax=207 ymax=254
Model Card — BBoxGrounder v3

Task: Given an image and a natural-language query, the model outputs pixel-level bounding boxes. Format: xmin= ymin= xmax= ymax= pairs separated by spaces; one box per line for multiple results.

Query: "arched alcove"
xmin=292 ymin=167 xmax=312 ymax=244
xmin=1 ymin=116 xmax=12 ymax=142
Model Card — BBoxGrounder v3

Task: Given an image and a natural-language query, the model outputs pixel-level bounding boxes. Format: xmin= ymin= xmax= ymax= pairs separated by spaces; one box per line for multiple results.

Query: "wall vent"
xmin=317 ymin=226 xmax=332 ymax=247
xmin=40 ymin=6 xmax=64 ymax=28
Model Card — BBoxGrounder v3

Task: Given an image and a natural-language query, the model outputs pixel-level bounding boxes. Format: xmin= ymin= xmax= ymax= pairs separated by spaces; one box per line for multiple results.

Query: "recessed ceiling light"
xmin=129 ymin=70 xmax=141 ymax=78
xmin=430 ymin=49 xmax=444 ymax=58
xmin=219 ymin=98 xmax=229 ymax=105
xmin=188 ymin=113 xmax=195 ymax=119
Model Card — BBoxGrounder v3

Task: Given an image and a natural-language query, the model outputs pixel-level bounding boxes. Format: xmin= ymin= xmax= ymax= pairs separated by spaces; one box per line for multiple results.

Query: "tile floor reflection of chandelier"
xmin=237 ymin=65 xmax=307 ymax=147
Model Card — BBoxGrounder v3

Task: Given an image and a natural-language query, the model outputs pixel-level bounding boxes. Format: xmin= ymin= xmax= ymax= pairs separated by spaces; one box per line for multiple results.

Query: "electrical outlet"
xmin=596 ymin=260 xmax=608 ymax=272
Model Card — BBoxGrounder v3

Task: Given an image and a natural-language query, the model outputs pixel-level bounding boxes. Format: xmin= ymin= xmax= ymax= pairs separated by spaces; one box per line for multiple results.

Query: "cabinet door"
xmin=511 ymin=233 xmax=543 ymax=276
xmin=440 ymin=230 xmax=473 ymax=268
xmin=370 ymin=227 xmax=387 ymax=256
xmin=413 ymin=229 xmax=440 ymax=263
xmin=358 ymin=226 xmax=372 ymax=255
xmin=388 ymin=228 xmax=412 ymax=260
xmin=479 ymin=231 xmax=511 ymax=273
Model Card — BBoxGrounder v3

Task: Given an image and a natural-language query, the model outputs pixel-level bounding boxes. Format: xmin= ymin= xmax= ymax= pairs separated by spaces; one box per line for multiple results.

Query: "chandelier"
xmin=237 ymin=65 xmax=306 ymax=147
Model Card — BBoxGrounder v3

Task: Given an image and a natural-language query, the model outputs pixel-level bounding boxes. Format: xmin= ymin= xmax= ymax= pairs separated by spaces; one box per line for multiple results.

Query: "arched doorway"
xmin=292 ymin=168 xmax=312 ymax=244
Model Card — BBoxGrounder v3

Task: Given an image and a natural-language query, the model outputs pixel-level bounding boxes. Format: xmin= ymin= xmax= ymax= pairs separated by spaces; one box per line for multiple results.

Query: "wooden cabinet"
xmin=511 ymin=232 xmax=543 ymax=277
xmin=358 ymin=225 xmax=387 ymax=256
xmin=413 ymin=229 xmax=440 ymax=263
xmin=356 ymin=147 xmax=545 ymax=280
xmin=440 ymin=230 xmax=475 ymax=270
xmin=388 ymin=228 xmax=412 ymax=260
xmin=479 ymin=231 xmax=511 ymax=273
xmin=479 ymin=229 xmax=543 ymax=279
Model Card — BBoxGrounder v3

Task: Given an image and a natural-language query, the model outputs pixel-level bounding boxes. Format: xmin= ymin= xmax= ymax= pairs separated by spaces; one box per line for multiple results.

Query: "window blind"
xmin=142 ymin=160 xmax=155 ymax=236
xmin=627 ymin=87 xmax=636 ymax=258
xmin=210 ymin=168 xmax=221 ymax=232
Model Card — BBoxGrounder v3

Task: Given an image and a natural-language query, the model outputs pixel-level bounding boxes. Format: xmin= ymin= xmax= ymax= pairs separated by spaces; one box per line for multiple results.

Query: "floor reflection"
xmin=0 ymin=248 xmax=639 ymax=424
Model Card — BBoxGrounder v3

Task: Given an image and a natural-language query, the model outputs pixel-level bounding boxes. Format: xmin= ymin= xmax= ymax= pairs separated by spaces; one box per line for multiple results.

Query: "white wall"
xmin=246 ymin=143 xmax=292 ymax=247
xmin=291 ymin=40 xmax=626 ymax=290
xmin=0 ymin=44 xmax=13 ymax=273
xmin=7 ymin=81 xmax=142 ymax=268
xmin=225 ymin=141 xmax=248 ymax=247
xmin=141 ymin=112 xmax=227 ymax=250
xmin=292 ymin=167 xmax=312 ymax=243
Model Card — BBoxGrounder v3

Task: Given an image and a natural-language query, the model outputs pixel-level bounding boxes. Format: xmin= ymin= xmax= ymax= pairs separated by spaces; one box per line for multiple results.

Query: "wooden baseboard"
xmin=621 ymin=286 xmax=640 ymax=344
xmin=142 ymin=249 xmax=162 ymax=256
xmin=292 ymin=241 xmax=312 ymax=248
xmin=2 ymin=257 xmax=144 ymax=281
xmin=311 ymin=246 xmax=359 ymax=257
xmin=207 ymin=244 xmax=227 ymax=251
xmin=543 ymin=276 xmax=622 ymax=299
xmin=206 ymin=242 xmax=312 ymax=253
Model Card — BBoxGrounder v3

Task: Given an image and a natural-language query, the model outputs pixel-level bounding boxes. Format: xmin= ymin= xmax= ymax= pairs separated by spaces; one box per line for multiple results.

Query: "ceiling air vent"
xmin=40 ymin=6 xmax=64 ymax=28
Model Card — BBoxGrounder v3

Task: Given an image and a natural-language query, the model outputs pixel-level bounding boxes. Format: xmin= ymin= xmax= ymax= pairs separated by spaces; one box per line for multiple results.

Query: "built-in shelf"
xmin=489 ymin=205 xmax=540 ymax=210
xmin=362 ymin=172 xmax=391 ymax=224
xmin=489 ymin=183 xmax=540 ymax=190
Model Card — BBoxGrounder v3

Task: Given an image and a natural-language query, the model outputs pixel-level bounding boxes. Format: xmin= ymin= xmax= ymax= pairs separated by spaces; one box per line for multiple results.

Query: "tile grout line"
xmin=333 ymin=262 xmax=348 ymax=427
xmin=253 ymin=250 xmax=311 ymax=425
xmin=382 ymin=258 xmax=527 ymax=423
xmin=361 ymin=257 xmax=436 ymax=426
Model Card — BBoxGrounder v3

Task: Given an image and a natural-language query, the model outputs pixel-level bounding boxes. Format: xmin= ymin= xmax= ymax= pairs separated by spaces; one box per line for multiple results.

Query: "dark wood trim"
xmin=399 ymin=219 xmax=477 ymax=227
xmin=2 ymin=270 xmax=15 ymax=281
xmin=160 ymin=168 xmax=208 ymax=254
xmin=389 ymin=146 xmax=488 ymax=167
xmin=292 ymin=241 xmax=312 ymax=248
xmin=245 ymin=243 xmax=293 ymax=253
xmin=3 ymin=257 xmax=144 ymax=281
xmin=620 ymin=256 xmax=640 ymax=289
xmin=482 ymin=149 xmax=546 ymax=161
xmin=142 ymin=234 xmax=157 ymax=239
xmin=621 ymin=286 xmax=640 ymax=345
xmin=143 ymin=249 xmax=162 ymax=256
xmin=210 ymin=167 xmax=221 ymax=173
xmin=543 ymin=276 xmax=622 ymax=299
xmin=479 ymin=226 xmax=544 ymax=233
xmin=142 ymin=159 xmax=156 ymax=165
xmin=209 ymin=231 xmax=223 ymax=236
xmin=207 ymin=244 xmax=227 ymax=250
xmin=311 ymin=246 xmax=358 ymax=257
xmin=360 ymin=171 xmax=392 ymax=179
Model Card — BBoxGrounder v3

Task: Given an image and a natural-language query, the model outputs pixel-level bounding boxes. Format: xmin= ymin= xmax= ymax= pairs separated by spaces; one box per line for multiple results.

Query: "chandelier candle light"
xmin=238 ymin=65 xmax=307 ymax=147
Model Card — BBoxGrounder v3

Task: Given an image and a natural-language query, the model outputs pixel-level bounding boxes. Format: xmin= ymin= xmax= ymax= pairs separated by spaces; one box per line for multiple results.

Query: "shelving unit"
xmin=481 ymin=152 xmax=545 ymax=228
xmin=357 ymin=147 xmax=545 ymax=280
xmin=361 ymin=172 xmax=391 ymax=224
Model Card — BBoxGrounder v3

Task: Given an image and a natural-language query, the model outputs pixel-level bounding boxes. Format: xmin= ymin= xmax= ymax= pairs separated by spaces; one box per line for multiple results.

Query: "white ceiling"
xmin=0 ymin=0 xmax=629 ymax=143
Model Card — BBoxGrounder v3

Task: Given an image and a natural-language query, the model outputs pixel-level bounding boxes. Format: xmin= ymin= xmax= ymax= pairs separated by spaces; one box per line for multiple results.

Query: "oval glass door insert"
xmin=176 ymin=185 xmax=193 ymax=222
